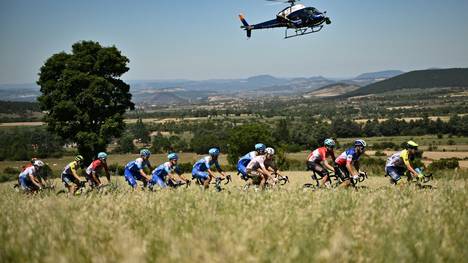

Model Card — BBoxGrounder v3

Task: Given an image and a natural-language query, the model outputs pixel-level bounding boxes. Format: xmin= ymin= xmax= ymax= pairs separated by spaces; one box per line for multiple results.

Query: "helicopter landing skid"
xmin=284 ymin=25 xmax=323 ymax=39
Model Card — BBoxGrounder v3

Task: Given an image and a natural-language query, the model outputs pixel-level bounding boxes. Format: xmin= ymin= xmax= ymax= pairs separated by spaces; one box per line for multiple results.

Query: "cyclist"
xmin=85 ymin=152 xmax=111 ymax=188
xmin=18 ymin=160 xmax=45 ymax=193
xmin=245 ymin=147 xmax=276 ymax=190
xmin=124 ymin=149 xmax=154 ymax=189
xmin=192 ymin=148 xmax=228 ymax=189
xmin=61 ymin=155 xmax=85 ymax=195
xmin=237 ymin=143 xmax=266 ymax=180
xmin=335 ymin=139 xmax=366 ymax=188
xmin=307 ymin=138 xmax=336 ymax=187
xmin=385 ymin=140 xmax=423 ymax=184
xmin=149 ymin=153 xmax=188 ymax=189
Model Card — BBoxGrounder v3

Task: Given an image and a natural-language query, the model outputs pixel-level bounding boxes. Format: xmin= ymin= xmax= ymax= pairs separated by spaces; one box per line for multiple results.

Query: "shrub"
xmin=374 ymin=151 xmax=387 ymax=156
xmin=3 ymin=167 xmax=20 ymax=175
xmin=108 ymin=163 xmax=125 ymax=176
xmin=372 ymin=142 xmax=397 ymax=150
xmin=428 ymin=158 xmax=459 ymax=170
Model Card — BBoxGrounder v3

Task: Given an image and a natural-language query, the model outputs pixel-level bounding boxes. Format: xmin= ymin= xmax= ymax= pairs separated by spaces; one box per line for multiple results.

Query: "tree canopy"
xmin=37 ymin=41 xmax=134 ymax=162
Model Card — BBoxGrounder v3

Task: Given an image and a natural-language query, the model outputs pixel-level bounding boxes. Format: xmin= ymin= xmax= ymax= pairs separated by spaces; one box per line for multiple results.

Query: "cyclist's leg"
xmin=336 ymin=166 xmax=352 ymax=187
xmin=237 ymin=160 xmax=249 ymax=181
xmin=386 ymin=166 xmax=403 ymax=185
xmin=150 ymin=174 xmax=167 ymax=189
xmin=192 ymin=168 xmax=209 ymax=189
xmin=19 ymin=176 xmax=32 ymax=192
xmin=124 ymin=168 xmax=138 ymax=189
xmin=61 ymin=174 xmax=76 ymax=194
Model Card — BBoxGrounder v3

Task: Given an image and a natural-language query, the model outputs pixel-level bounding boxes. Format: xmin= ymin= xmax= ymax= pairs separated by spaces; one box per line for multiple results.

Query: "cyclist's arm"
xmin=346 ymin=161 xmax=358 ymax=177
xmin=71 ymin=165 xmax=81 ymax=182
xmin=29 ymin=173 xmax=42 ymax=189
xmin=322 ymin=159 xmax=334 ymax=172
xmin=139 ymin=169 xmax=151 ymax=181
xmin=403 ymin=154 xmax=419 ymax=178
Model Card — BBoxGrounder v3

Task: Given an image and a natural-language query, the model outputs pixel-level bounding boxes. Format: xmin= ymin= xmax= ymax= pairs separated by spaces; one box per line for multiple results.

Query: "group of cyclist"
xmin=307 ymin=138 xmax=423 ymax=188
xmin=17 ymin=137 xmax=424 ymax=194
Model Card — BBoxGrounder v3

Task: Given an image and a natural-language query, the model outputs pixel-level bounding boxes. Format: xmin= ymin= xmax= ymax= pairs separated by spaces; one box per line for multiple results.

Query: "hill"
xmin=345 ymin=68 xmax=468 ymax=97
xmin=303 ymin=83 xmax=360 ymax=98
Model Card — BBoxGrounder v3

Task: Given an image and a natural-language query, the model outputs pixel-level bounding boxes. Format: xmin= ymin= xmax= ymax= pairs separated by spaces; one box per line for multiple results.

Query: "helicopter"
xmin=239 ymin=0 xmax=331 ymax=39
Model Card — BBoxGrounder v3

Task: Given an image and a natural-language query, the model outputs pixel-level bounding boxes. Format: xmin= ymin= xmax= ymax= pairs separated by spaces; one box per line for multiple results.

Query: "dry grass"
xmin=1 ymin=171 xmax=467 ymax=263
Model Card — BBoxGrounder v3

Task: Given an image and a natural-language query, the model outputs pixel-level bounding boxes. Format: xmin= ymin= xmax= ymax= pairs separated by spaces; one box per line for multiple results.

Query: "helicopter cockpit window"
xmin=304 ymin=7 xmax=319 ymax=15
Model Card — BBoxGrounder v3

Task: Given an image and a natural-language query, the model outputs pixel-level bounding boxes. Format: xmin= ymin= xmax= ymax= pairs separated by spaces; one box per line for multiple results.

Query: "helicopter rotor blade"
xmin=265 ymin=0 xmax=299 ymax=5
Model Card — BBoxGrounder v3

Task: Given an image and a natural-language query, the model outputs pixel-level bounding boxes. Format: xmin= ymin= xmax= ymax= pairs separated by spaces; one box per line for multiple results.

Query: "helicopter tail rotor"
xmin=239 ymin=14 xmax=252 ymax=38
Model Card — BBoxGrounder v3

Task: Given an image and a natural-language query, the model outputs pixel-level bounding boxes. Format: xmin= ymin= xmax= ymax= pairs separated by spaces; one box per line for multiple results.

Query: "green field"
xmin=1 ymin=171 xmax=467 ymax=262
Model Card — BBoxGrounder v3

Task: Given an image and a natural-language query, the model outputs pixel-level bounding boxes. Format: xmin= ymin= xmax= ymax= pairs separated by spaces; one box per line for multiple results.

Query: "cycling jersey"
xmin=335 ymin=147 xmax=361 ymax=166
xmin=62 ymin=161 xmax=79 ymax=176
xmin=125 ymin=157 xmax=151 ymax=174
xmin=240 ymin=151 xmax=257 ymax=161
xmin=386 ymin=150 xmax=411 ymax=168
xmin=307 ymin=147 xmax=334 ymax=163
xmin=152 ymin=162 xmax=176 ymax=179
xmin=193 ymin=156 xmax=221 ymax=172
xmin=246 ymin=155 xmax=275 ymax=171
xmin=86 ymin=159 xmax=109 ymax=175
xmin=19 ymin=166 xmax=38 ymax=179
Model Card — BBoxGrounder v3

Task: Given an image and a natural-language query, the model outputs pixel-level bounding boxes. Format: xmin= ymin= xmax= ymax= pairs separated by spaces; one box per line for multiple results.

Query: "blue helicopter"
xmin=239 ymin=0 xmax=331 ymax=39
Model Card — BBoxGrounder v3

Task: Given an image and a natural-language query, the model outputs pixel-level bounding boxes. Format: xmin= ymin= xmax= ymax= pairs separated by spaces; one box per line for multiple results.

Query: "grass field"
xmin=1 ymin=171 xmax=467 ymax=263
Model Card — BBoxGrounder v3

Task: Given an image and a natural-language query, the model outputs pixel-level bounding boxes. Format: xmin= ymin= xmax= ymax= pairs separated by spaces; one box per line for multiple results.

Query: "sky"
xmin=1 ymin=0 xmax=468 ymax=84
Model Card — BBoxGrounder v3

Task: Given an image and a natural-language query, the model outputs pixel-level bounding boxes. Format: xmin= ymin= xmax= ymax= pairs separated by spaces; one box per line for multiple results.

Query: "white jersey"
xmin=19 ymin=166 xmax=37 ymax=179
xmin=247 ymin=155 xmax=274 ymax=171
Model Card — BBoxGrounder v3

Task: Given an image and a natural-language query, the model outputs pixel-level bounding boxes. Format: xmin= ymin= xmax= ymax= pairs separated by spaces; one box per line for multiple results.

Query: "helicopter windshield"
xmin=304 ymin=7 xmax=319 ymax=15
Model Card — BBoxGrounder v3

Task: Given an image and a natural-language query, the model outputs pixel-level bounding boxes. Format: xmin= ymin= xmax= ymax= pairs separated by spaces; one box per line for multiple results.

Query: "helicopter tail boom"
xmin=239 ymin=14 xmax=252 ymax=38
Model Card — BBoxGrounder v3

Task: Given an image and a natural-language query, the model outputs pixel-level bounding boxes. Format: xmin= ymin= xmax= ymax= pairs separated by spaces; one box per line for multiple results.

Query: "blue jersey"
xmin=193 ymin=156 xmax=221 ymax=172
xmin=335 ymin=147 xmax=361 ymax=166
xmin=126 ymin=157 xmax=151 ymax=173
xmin=152 ymin=162 xmax=176 ymax=179
xmin=240 ymin=151 xmax=257 ymax=161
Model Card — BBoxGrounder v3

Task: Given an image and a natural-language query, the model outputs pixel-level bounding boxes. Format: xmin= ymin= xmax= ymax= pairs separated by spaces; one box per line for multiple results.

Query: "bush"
xmin=428 ymin=158 xmax=459 ymax=170
xmin=372 ymin=142 xmax=397 ymax=150
xmin=0 ymin=173 xmax=17 ymax=183
xmin=177 ymin=162 xmax=194 ymax=174
xmin=374 ymin=151 xmax=387 ymax=156
xmin=108 ymin=163 xmax=125 ymax=176
xmin=3 ymin=167 xmax=20 ymax=175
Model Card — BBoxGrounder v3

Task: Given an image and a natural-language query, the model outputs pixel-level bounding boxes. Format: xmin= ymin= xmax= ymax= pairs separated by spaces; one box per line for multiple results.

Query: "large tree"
xmin=37 ymin=41 xmax=134 ymax=162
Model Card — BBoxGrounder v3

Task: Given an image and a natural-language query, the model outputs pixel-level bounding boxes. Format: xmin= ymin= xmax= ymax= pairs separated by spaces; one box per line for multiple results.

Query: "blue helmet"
xmin=324 ymin=138 xmax=336 ymax=148
xmin=140 ymin=149 xmax=151 ymax=158
xmin=354 ymin=139 xmax=367 ymax=148
xmin=168 ymin=153 xmax=178 ymax=161
xmin=97 ymin=152 xmax=108 ymax=160
xmin=255 ymin=143 xmax=266 ymax=152
xmin=208 ymin=148 xmax=220 ymax=157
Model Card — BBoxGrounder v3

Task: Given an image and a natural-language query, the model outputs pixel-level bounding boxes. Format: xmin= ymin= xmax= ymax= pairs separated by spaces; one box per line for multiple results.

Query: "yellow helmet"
xmin=407 ymin=140 xmax=419 ymax=149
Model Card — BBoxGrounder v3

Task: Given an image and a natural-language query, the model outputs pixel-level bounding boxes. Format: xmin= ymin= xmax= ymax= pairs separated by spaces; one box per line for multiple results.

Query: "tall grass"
xmin=0 ymin=173 xmax=466 ymax=262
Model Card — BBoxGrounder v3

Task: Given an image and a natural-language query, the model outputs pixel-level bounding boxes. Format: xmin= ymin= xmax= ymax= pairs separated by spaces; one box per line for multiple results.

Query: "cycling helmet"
xmin=140 ymin=149 xmax=151 ymax=158
xmin=407 ymin=140 xmax=419 ymax=149
xmin=255 ymin=143 xmax=266 ymax=152
xmin=324 ymin=138 xmax=336 ymax=148
xmin=265 ymin=147 xmax=275 ymax=155
xmin=75 ymin=155 xmax=84 ymax=162
xmin=354 ymin=139 xmax=367 ymax=148
xmin=33 ymin=160 xmax=45 ymax=167
xmin=209 ymin=148 xmax=220 ymax=157
xmin=168 ymin=153 xmax=178 ymax=161
xmin=97 ymin=152 xmax=108 ymax=160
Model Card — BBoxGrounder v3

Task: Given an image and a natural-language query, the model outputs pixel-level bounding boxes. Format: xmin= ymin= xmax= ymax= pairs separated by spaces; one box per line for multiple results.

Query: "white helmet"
xmin=33 ymin=160 xmax=45 ymax=167
xmin=265 ymin=147 xmax=275 ymax=155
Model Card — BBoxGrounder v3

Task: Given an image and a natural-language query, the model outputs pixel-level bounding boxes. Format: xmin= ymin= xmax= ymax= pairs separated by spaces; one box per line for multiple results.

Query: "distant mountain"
xmin=0 ymin=83 xmax=40 ymax=102
xmin=354 ymin=70 xmax=404 ymax=80
xmin=344 ymin=68 xmax=468 ymax=97
xmin=303 ymin=83 xmax=360 ymax=98
xmin=148 ymin=92 xmax=188 ymax=105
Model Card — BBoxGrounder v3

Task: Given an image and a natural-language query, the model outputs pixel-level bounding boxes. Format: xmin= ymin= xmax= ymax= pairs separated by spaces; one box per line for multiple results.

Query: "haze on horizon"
xmin=1 ymin=0 xmax=468 ymax=85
